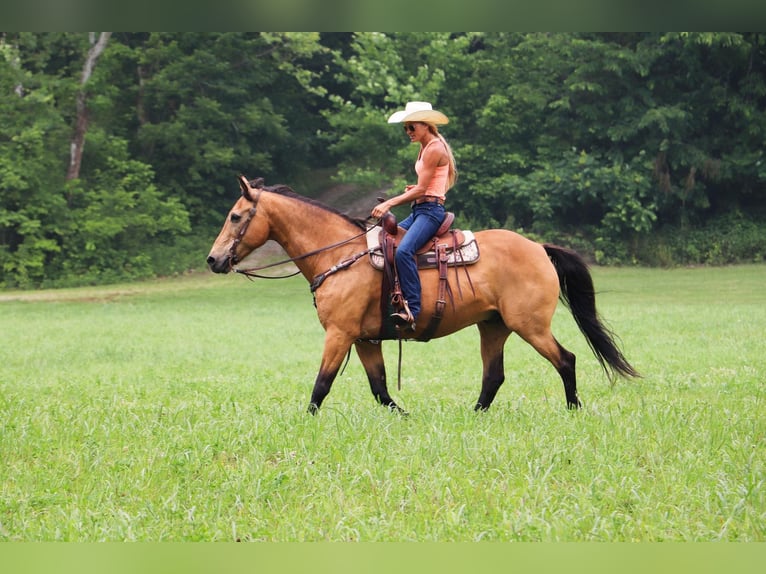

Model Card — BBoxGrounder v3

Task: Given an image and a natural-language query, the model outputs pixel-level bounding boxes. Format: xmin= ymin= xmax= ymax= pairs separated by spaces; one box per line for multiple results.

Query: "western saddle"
xmin=377 ymin=211 xmax=476 ymax=341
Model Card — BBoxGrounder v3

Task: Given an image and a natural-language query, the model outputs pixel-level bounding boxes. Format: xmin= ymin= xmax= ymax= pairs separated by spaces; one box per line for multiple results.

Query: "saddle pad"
xmin=365 ymin=225 xmax=480 ymax=271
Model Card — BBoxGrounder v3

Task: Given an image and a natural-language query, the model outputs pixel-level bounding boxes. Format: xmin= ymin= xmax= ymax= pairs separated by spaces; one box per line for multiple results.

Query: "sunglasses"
xmin=403 ymin=123 xmax=418 ymax=133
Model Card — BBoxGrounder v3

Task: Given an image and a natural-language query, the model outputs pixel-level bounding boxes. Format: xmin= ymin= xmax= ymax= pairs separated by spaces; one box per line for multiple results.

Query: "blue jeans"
xmin=395 ymin=202 xmax=446 ymax=320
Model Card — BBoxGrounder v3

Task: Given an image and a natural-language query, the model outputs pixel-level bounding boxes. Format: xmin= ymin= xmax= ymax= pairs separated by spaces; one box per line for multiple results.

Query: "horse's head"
xmin=207 ymin=175 xmax=270 ymax=273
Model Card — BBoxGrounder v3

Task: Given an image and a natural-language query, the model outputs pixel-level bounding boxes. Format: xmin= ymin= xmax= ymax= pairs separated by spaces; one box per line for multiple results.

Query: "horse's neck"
xmin=264 ymin=192 xmax=363 ymax=272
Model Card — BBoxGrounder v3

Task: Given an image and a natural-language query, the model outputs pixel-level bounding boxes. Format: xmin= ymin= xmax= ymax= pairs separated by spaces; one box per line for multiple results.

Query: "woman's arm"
xmin=371 ymin=142 xmax=446 ymax=217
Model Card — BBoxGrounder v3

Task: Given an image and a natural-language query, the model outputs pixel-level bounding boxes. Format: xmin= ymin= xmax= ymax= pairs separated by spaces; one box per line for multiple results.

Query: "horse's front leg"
xmin=475 ymin=318 xmax=511 ymax=411
xmin=307 ymin=329 xmax=354 ymax=414
xmin=354 ymin=340 xmax=406 ymax=413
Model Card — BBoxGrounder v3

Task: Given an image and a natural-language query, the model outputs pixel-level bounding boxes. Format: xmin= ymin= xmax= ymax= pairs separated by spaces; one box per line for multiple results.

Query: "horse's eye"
xmin=230 ymin=212 xmax=242 ymax=223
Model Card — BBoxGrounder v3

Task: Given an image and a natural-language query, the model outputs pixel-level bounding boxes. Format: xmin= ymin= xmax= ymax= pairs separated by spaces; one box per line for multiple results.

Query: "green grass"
xmin=1 ymin=266 xmax=764 ymax=541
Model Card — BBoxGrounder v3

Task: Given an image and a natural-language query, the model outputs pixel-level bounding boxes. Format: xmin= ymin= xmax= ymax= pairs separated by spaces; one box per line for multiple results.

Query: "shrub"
xmin=632 ymin=214 xmax=766 ymax=266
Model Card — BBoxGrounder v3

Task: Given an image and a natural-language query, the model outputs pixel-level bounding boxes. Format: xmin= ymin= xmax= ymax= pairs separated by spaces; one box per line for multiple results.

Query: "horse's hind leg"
xmin=354 ymin=340 xmax=405 ymax=413
xmin=520 ymin=329 xmax=580 ymax=409
xmin=475 ymin=317 xmax=512 ymax=411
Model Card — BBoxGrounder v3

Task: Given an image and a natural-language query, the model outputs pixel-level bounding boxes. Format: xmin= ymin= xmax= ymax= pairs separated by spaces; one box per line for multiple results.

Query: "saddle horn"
xmin=382 ymin=212 xmax=398 ymax=236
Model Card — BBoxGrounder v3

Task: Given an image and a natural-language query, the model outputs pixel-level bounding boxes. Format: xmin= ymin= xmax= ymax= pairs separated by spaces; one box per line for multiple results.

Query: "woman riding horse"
xmin=371 ymin=101 xmax=458 ymax=330
xmin=207 ymin=175 xmax=639 ymax=414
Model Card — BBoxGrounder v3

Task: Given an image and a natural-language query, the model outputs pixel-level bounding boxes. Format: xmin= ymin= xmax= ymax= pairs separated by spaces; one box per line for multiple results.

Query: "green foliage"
xmin=629 ymin=213 xmax=766 ymax=267
xmin=3 ymin=32 xmax=766 ymax=289
xmin=127 ymin=32 xmax=330 ymax=225
xmin=0 ymin=105 xmax=190 ymax=287
xmin=2 ymin=32 xmax=328 ymax=287
xmin=324 ymin=32 xmax=460 ymax=190
xmin=474 ymin=149 xmax=657 ymax=239
xmin=52 ymin=136 xmax=190 ymax=287
xmin=326 ymin=32 xmax=766 ymax=262
xmin=1 ymin=39 xmax=70 ymax=288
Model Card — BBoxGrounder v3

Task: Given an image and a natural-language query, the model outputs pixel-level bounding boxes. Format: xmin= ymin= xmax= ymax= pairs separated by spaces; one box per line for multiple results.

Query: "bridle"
xmin=228 ymin=188 xmax=379 ymax=289
xmin=227 ymin=188 xmax=263 ymax=268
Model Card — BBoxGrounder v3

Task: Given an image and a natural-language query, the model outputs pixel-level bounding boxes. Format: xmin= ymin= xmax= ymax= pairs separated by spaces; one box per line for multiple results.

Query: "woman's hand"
xmin=370 ymin=200 xmax=392 ymax=219
xmin=370 ymin=186 xmax=418 ymax=218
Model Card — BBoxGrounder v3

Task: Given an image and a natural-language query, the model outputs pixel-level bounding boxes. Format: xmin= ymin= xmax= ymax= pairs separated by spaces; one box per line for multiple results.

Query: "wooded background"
xmin=2 ymin=32 xmax=765 ymax=288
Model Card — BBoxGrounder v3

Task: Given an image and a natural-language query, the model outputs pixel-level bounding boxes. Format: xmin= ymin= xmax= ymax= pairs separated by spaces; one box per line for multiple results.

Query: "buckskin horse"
xmin=207 ymin=175 xmax=638 ymax=414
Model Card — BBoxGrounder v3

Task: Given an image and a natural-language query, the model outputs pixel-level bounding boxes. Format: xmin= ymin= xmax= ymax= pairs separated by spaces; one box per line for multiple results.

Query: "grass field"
xmin=0 ymin=265 xmax=764 ymax=541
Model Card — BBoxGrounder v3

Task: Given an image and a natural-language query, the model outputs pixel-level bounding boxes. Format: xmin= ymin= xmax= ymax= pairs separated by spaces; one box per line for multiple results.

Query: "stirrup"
xmin=390 ymin=307 xmax=416 ymax=330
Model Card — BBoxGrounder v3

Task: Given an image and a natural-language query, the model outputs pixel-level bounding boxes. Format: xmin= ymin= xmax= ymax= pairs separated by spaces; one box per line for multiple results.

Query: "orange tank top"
xmin=415 ymin=139 xmax=450 ymax=199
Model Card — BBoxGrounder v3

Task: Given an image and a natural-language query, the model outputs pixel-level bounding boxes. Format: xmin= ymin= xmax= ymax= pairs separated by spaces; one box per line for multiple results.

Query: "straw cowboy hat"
xmin=387 ymin=101 xmax=449 ymax=125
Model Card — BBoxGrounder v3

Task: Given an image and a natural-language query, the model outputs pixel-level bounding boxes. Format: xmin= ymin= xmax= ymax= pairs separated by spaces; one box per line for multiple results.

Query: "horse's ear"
xmin=238 ymin=174 xmax=255 ymax=202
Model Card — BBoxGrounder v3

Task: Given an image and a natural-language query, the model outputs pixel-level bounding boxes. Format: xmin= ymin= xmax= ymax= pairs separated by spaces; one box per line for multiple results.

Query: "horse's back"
xmin=474 ymin=228 xmax=556 ymax=278
xmin=471 ymin=229 xmax=561 ymax=322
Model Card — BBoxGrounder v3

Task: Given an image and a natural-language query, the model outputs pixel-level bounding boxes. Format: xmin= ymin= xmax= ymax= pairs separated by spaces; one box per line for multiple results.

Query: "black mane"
xmin=254 ymin=180 xmax=368 ymax=231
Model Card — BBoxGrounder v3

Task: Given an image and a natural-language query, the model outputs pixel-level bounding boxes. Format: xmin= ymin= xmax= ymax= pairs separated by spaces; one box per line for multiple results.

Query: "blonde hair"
xmin=426 ymin=124 xmax=458 ymax=190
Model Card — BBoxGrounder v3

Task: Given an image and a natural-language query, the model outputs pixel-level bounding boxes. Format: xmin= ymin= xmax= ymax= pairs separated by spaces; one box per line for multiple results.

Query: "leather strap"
xmin=413 ymin=196 xmax=445 ymax=205
xmin=418 ymin=242 xmax=449 ymax=342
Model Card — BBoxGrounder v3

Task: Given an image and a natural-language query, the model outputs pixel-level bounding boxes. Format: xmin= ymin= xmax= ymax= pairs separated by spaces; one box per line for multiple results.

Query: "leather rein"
xmin=230 ymin=188 xmax=377 ymax=289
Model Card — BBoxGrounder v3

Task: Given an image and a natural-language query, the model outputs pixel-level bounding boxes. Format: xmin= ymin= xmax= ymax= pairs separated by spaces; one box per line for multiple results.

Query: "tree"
xmin=3 ymin=32 xmax=765 ymax=288
xmin=1 ymin=34 xmax=71 ymax=287
xmin=1 ymin=33 xmax=189 ymax=288
xmin=124 ymin=32 xmax=329 ymax=226
xmin=66 ymin=32 xmax=111 ymax=181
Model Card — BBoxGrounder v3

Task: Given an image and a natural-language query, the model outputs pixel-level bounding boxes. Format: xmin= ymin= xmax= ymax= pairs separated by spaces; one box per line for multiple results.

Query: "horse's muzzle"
xmin=207 ymin=254 xmax=232 ymax=274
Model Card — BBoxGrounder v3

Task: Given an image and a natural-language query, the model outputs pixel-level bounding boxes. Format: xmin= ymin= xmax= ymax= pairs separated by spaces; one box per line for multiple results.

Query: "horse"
xmin=207 ymin=175 xmax=639 ymax=414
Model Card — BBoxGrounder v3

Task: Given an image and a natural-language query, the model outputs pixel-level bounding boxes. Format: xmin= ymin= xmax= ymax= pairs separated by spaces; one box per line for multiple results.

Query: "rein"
xmin=235 ymin=243 xmax=373 ymax=284
xmin=231 ymin=190 xmax=378 ymax=285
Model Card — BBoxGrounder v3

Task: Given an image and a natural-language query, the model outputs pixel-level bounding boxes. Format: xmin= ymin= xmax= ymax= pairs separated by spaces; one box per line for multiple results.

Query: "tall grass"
xmin=1 ymin=266 xmax=764 ymax=540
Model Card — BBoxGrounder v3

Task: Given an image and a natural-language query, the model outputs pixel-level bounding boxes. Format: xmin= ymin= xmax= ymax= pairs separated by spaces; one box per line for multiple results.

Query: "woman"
xmin=371 ymin=101 xmax=458 ymax=329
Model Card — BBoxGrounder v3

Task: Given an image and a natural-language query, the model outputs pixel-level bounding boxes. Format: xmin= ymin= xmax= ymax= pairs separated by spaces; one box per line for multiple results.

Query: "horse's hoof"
xmin=307 ymin=403 xmax=319 ymax=415
xmin=395 ymin=407 xmax=409 ymax=417
xmin=384 ymin=403 xmax=408 ymax=417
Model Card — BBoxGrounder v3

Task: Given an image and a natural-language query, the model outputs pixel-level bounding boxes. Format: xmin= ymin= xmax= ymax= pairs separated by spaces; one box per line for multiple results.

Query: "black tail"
xmin=543 ymin=244 xmax=640 ymax=381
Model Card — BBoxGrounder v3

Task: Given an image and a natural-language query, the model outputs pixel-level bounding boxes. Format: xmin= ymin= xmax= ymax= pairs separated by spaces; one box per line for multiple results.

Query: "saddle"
xmin=367 ymin=212 xmax=480 ymax=341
